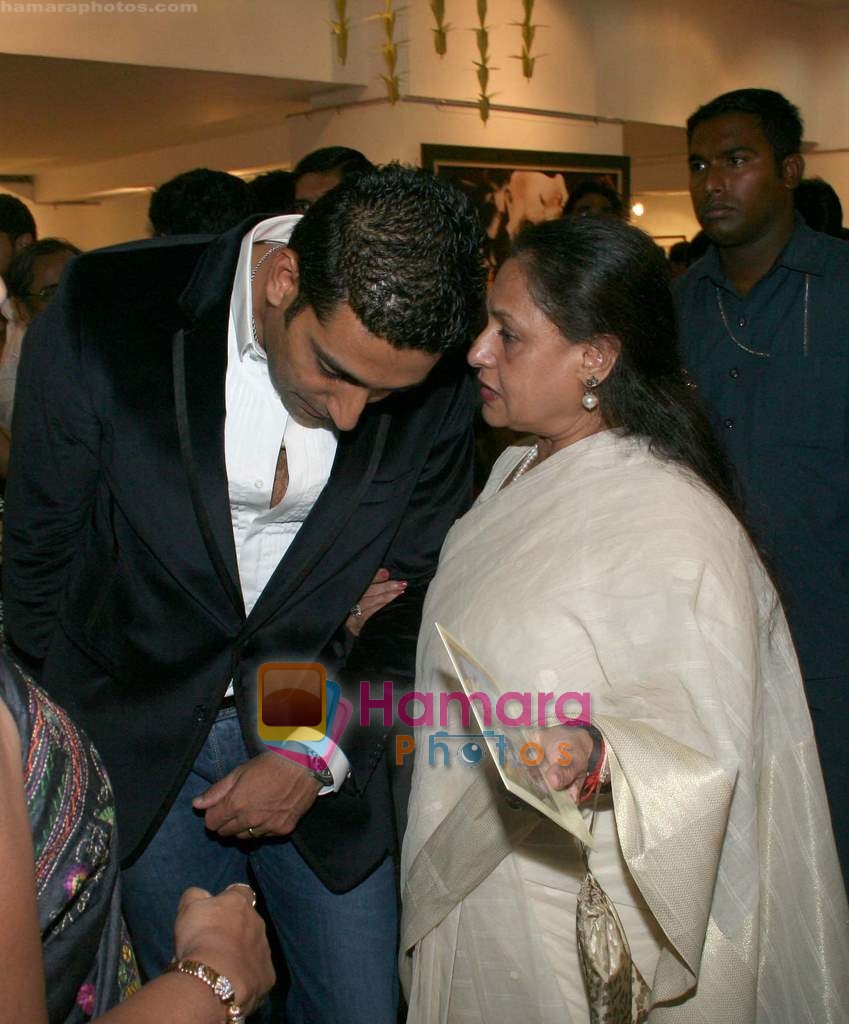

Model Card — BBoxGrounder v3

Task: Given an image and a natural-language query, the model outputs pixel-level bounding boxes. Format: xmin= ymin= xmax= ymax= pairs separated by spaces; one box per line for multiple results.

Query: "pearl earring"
xmin=582 ymin=374 xmax=600 ymax=411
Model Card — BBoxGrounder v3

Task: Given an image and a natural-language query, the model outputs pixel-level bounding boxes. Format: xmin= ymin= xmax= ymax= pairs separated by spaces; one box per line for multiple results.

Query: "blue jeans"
xmin=121 ymin=707 xmax=399 ymax=1024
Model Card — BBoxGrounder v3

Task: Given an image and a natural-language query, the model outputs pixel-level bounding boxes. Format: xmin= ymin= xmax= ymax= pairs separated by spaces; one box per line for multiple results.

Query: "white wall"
xmin=35 ymin=121 xmax=299 ymax=203
xmin=405 ymin=0 xmax=600 ymax=117
xmin=0 ymin=0 xmax=362 ymax=85
xmin=1 ymin=189 xmax=151 ymax=250
xmin=6 ymin=0 xmax=849 ymax=244
xmin=631 ymin=194 xmax=700 ymax=248
xmin=584 ymin=0 xmax=849 ymax=149
xmin=287 ymin=102 xmax=623 ymax=171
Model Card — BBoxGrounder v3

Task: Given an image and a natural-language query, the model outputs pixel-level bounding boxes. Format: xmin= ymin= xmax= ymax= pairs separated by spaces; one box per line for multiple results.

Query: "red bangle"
xmin=579 ymin=738 xmax=607 ymax=804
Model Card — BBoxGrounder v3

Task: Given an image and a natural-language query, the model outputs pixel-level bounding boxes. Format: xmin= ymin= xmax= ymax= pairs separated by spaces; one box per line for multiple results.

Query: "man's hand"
xmin=537 ymin=726 xmax=596 ymax=802
xmin=192 ymin=752 xmax=320 ymax=839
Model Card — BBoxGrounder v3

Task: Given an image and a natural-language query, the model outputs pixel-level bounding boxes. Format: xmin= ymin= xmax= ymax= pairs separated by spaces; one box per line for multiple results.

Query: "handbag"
xmin=576 ymin=791 xmax=651 ymax=1023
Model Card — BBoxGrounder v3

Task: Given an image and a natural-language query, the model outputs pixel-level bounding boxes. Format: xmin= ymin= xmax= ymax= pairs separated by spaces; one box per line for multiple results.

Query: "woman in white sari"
xmin=401 ymin=218 xmax=849 ymax=1023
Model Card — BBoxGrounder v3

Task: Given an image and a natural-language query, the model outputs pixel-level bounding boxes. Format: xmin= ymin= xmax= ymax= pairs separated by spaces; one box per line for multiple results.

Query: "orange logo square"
xmin=256 ymin=663 xmax=326 ymax=742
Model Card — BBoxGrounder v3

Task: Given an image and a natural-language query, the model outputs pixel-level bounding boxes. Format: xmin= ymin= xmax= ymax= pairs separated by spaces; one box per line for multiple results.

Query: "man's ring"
xmin=247 ymin=826 xmax=258 ymax=839
xmin=350 ymin=603 xmax=363 ymax=618
xmin=226 ymin=882 xmax=257 ymax=908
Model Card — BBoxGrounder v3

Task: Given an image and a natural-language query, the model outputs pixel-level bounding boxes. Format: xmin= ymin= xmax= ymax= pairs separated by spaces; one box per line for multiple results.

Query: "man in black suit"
xmin=3 ymin=165 xmax=485 ymax=1023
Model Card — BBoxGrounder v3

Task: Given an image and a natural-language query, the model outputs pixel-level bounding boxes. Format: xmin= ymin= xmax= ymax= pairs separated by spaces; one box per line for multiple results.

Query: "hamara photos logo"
xmin=256 ymin=663 xmax=353 ymax=774
xmin=257 ymin=666 xmax=590 ymax=776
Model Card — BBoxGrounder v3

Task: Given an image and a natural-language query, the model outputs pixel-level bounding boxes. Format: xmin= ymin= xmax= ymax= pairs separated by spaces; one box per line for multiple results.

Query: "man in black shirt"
xmin=675 ymin=88 xmax=849 ymax=882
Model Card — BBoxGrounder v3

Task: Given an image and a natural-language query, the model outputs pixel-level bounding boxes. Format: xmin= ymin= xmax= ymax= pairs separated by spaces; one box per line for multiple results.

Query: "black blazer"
xmin=3 ymin=223 xmax=475 ymax=889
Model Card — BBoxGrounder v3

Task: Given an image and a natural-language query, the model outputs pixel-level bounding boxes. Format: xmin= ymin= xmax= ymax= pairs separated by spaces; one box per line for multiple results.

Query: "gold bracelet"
xmin=165 ymin=958 xmax=246 ymax=1023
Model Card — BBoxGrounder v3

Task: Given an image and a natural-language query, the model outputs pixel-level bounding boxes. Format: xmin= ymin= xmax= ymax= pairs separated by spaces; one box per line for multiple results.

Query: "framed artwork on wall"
xmin=421 ymin=143 xmax=630 ymax=278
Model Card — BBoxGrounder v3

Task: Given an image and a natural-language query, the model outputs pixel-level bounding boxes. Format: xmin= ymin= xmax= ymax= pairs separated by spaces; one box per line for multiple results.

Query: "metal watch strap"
xmin=284 ymin=741 xmax=334 ymax=786
xmin=165 ymin=958 xmax=246 ymax=1023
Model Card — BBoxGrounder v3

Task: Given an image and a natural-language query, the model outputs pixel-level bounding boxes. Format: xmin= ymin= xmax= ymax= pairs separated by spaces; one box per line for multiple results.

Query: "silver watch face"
xmin=311 ymin=765 xmax=334 ymax=785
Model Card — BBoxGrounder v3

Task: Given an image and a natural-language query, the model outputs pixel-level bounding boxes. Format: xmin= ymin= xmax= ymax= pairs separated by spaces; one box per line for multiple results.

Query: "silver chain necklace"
xmin=249 ymin=242 xmax=288 ymax=350
xmin=714 ymin=273 xmax=810 ymax=359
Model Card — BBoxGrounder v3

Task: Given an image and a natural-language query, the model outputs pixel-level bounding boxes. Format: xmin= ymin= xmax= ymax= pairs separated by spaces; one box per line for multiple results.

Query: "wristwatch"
xmin=284 ymin=741 xmax=335 ymax=787
xmin=166 ymin=958 xmax=245 ymax=1022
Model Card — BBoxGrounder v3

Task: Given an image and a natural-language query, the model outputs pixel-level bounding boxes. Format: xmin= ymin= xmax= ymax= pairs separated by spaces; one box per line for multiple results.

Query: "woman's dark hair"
xmin=511 ymin=217 xmax=737 ymax=508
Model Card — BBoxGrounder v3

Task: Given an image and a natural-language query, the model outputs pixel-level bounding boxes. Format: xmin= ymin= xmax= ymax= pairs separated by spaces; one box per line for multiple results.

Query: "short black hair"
xmin=286 ymin=163 xmax=486 ymax=355
xmin=668 ymin=241 xmax=691 ymax=265
xmin=687 ymin=89 xmax=803 ymax=165
xmin=511 ymin=217 xmax=736 ymax=509
xmin=564 ymin=180 xmax=625 ymax=218
xmin=6 ymin=237 xmax=81 ymax=305
xmin=687 ymin=231 xmax=711 ymax=263
xmin=794 ymin=177 xmax=844 ymax=237
xmin=293 ymin=147 xmax=374 ymax=181
xmin=249 ymin=170 xmax=296 ymax=216
xmin=0 ymin=194 xmax=37 ymax=241
xmin=149 ymin=168 xmax=251 ymax=236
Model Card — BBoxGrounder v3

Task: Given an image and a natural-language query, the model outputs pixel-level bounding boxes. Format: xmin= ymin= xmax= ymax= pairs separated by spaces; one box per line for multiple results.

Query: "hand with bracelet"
xmin=0 ymin=688 xmax=275 ymax=1024
xmin=165 ymin=884 xmax=275 ymax=1023
xmin=537 ymin=724 xmax=607 ymax=804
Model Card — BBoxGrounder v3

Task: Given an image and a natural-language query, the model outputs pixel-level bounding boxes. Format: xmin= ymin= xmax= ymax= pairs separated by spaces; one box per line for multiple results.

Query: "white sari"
xmin=401 ymin=430 xmax=849 ymax=1023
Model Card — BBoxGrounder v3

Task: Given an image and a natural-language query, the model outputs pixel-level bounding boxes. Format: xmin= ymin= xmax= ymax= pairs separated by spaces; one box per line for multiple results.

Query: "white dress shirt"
xmin=225 ymin=216 xmax=348 ymax=791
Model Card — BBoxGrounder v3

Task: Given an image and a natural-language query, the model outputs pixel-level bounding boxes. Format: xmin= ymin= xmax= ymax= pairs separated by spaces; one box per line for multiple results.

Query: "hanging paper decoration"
xmin=512 ymin=0 xmax=542 ymax=81
xmin=372 ymin=0 xmax=401 ymax=103
xmin=430 ymin=0 xmax=449 ymax=57
xmin=331 ymin=0 xmax=350 ymax=66
xmin=474 ymin=0 xmax=494 ymax=123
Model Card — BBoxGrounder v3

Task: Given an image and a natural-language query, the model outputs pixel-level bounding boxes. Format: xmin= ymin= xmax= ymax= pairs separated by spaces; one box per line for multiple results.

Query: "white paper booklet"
xmin=436 ymin=623 xmax=593 ymax=846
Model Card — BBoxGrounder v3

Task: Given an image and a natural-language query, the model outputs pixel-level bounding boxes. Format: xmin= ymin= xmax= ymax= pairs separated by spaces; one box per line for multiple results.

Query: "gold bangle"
xmin=165 ymin=958 xmax=246 ymax=1023
xmin=598 ymin=747 xmax=610 ymax=788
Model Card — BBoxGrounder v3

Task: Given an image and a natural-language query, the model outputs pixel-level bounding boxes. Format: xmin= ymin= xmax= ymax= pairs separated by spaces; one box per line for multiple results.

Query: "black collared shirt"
xmin=674 ymin=219 xmax=849 ymax=683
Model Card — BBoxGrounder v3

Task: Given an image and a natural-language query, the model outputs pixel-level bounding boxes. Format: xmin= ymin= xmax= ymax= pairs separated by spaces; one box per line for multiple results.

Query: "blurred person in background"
xmin=563 ymin=179 xmax=626 ymax=220
xmin=0 ymin=194 xmax=36 ymax=279
xmin=668 ymin=240 xmax=691 ymax=279
xmin=148 ymin=168 xmax=251 ymax=237
xmin=249 ymin=170 xmax=297 ymax=218
xmin=292 ymin=146 xmax=373 ymax=213
xmin=0 ymin=238 xmax=80 ymax=481
xmin=0 ymin=195 xmax=37 ymax=353
xmin=794 ymin=176 xmax=848 ymax=239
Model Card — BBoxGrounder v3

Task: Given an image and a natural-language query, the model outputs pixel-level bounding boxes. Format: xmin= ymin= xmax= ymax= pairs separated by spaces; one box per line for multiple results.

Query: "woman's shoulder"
xmin=587 ymin=434 xmax=755 ymax=565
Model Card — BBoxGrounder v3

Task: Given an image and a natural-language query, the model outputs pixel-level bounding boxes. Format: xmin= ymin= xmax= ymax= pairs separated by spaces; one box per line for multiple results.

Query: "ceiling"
xmin=0 ymin=53 xmax=334 ymax=175
xmin=2 ymin=7 xmax=846 ymax=183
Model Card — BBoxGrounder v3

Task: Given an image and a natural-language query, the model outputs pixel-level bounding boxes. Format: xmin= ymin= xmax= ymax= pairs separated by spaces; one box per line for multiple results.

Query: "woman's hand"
xmin=173 ymin=885 xmax=275 ymax=1017
xmin=537 ymin=726 xmax=596 ymax=802
xmin=345 ymin=568 xmax=407 ymax=636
